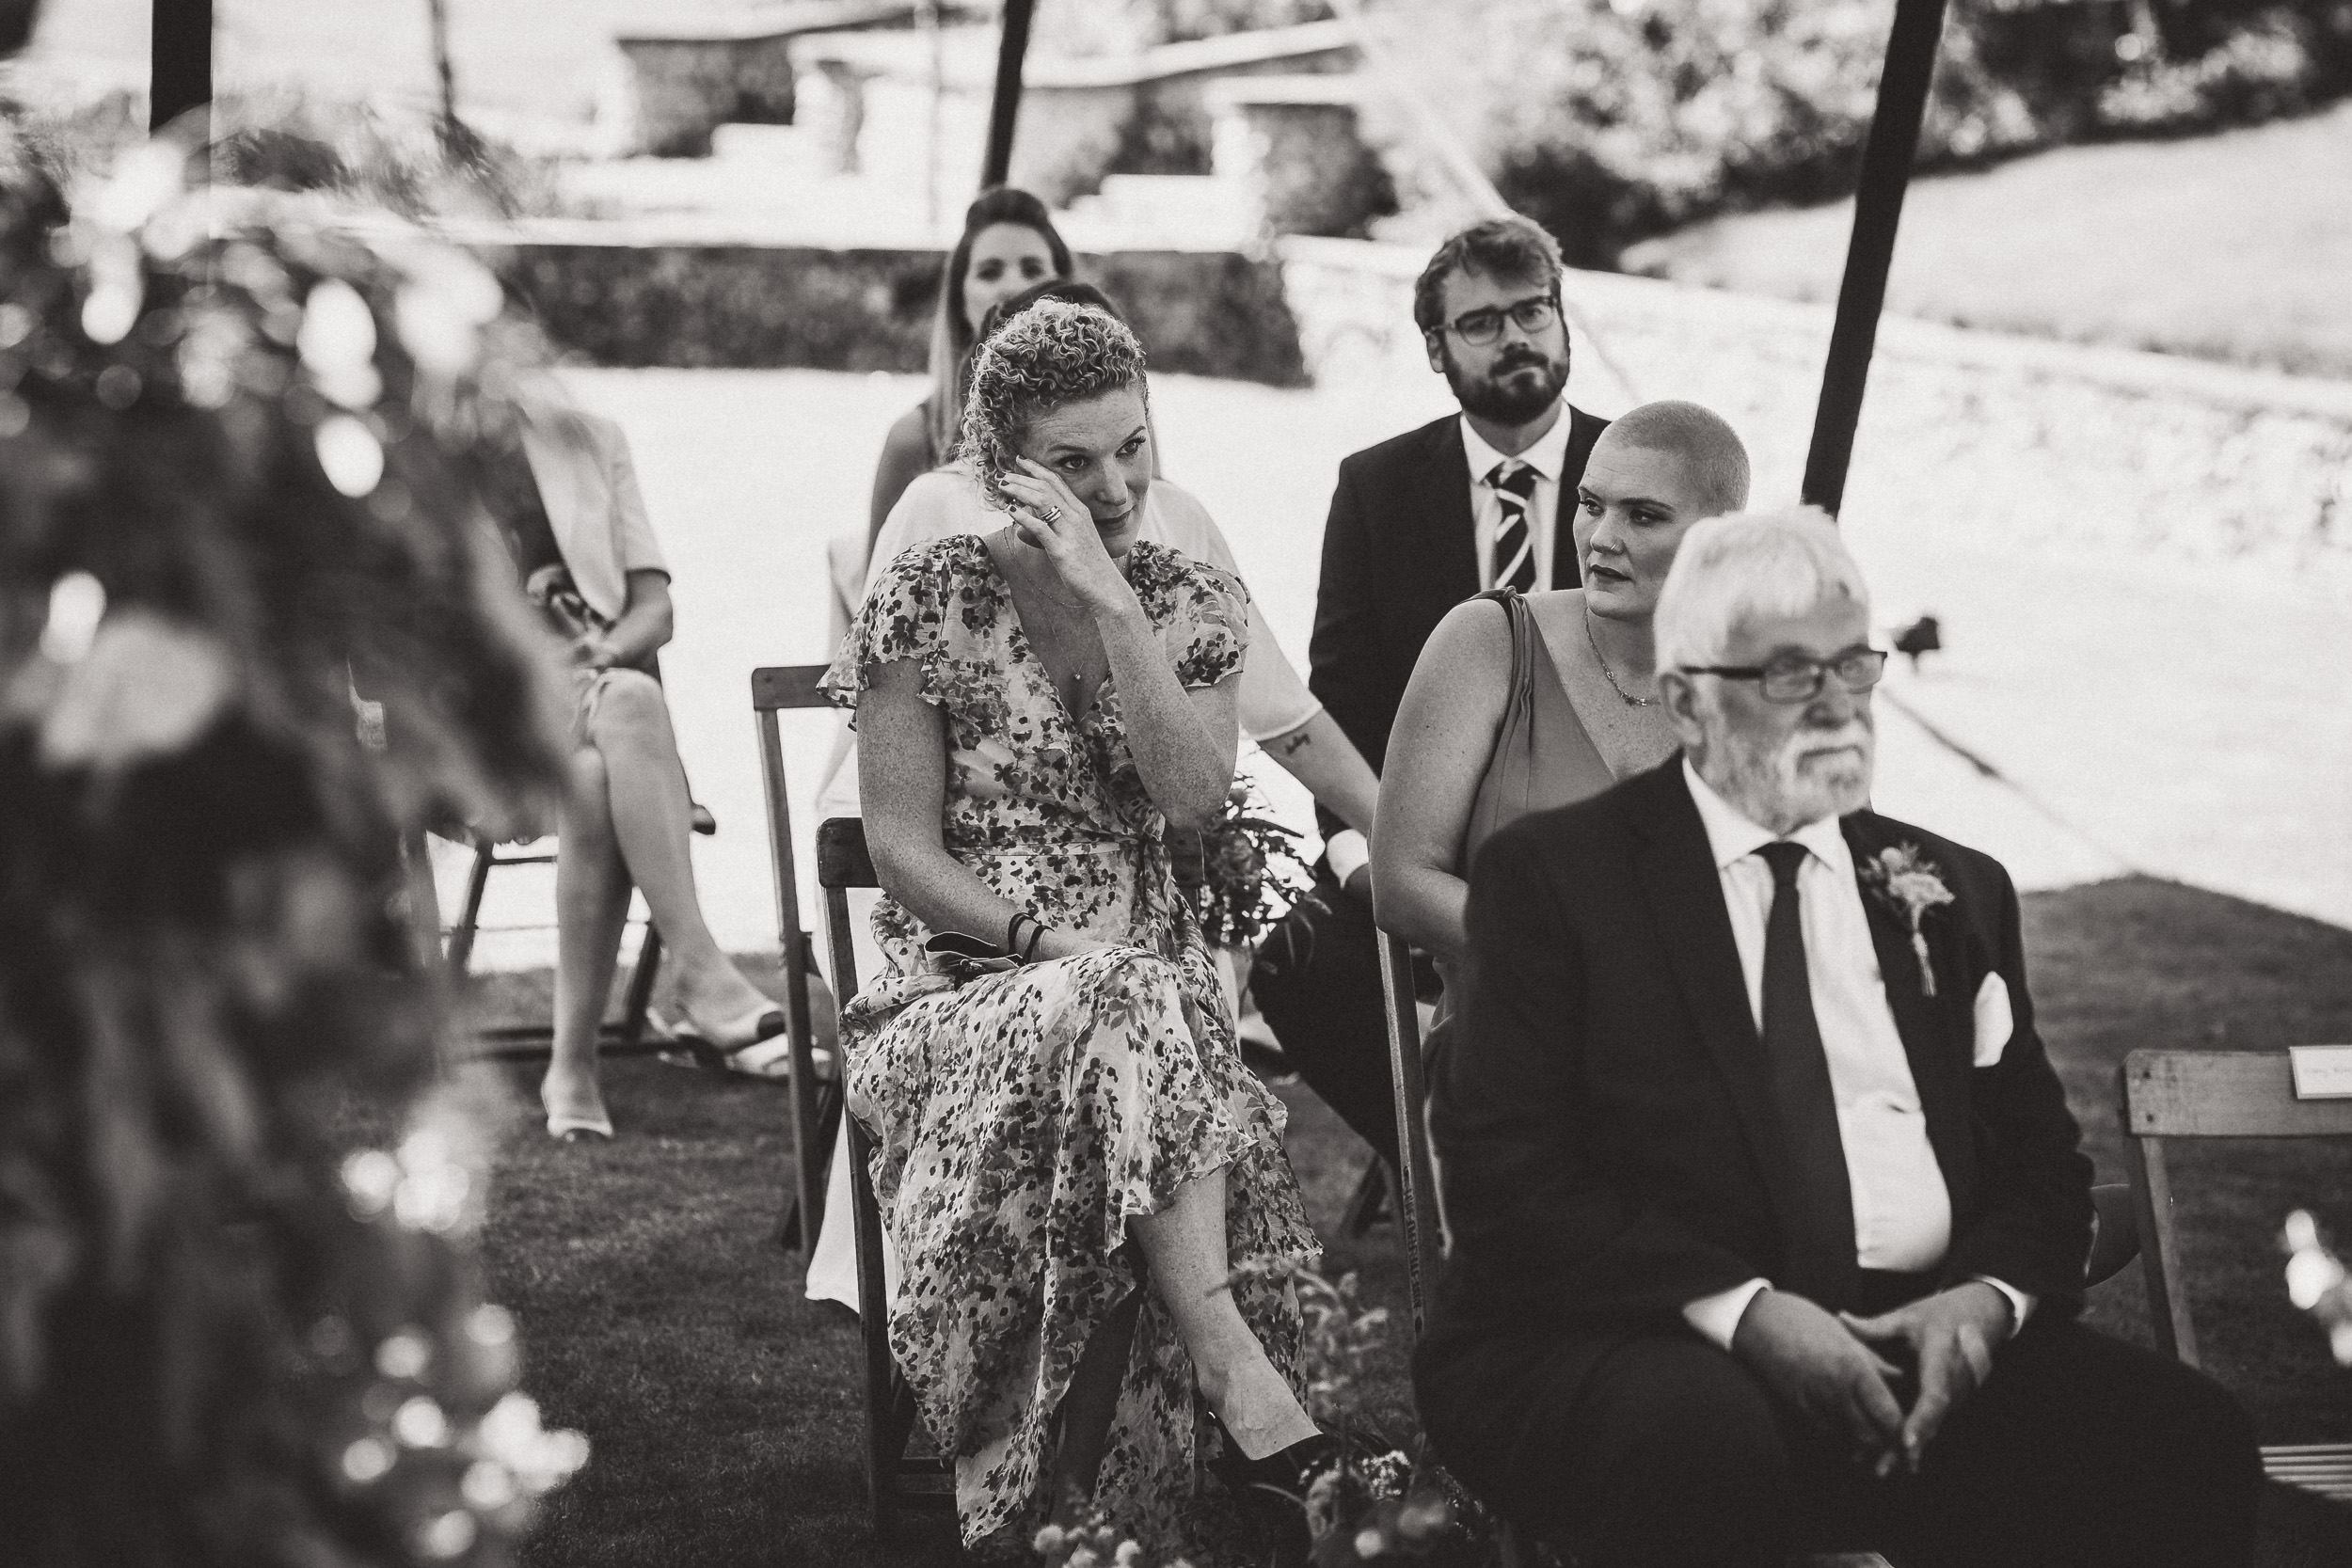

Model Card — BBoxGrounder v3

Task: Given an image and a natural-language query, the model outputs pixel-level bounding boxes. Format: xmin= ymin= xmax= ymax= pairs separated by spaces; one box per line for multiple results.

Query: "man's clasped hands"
xmin=1732 ymin=1281 xmax=2017 ymax=1478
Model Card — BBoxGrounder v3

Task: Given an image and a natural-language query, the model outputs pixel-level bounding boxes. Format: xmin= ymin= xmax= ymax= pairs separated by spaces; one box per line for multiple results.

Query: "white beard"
xmin=1709 ymin=713 xmax=1875 ymax=834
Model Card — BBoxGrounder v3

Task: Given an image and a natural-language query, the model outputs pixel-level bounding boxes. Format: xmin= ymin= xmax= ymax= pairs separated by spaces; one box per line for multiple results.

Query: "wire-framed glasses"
xmin=1681 ymin=647 xmax=1890 ymax=705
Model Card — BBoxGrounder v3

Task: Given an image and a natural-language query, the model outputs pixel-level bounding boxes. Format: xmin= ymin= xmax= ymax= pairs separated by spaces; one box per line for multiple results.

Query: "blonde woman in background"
xmin=866 ymin=186 xmax=1073 ymax=552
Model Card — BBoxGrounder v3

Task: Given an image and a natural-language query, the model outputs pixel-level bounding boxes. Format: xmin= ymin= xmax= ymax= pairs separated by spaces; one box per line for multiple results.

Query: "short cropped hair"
xmin=1596 ymin=400 xmax=1751 ymax=519
xmin=1652 ymin=507 xmax=1870 ymax=673
xmin=959 ymin=298 xmax=1147 ymax=504
xmin=1412 ymin=216 xmax=1566 ymax=334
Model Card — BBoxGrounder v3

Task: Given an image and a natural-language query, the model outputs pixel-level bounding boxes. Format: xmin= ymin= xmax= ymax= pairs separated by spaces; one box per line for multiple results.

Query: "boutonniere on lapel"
xmin=1859 ymin=844 xmax=1957 ymax=997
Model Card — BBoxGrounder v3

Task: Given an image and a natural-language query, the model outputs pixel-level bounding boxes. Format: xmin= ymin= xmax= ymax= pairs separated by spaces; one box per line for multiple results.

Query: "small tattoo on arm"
xmin=1277 ymin=733 xmax=1311 ymax=757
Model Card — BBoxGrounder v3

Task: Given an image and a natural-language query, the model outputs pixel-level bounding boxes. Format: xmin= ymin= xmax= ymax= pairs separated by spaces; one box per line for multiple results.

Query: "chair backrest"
xmin=817 ymin=815 xmax=881 ymax=1007
xmin=814 ymin=814 xmax=932 ymax=1523
xmin=752 ymin=665 xmax=834 ymax=1186
xmin=751 ymin=663 xmax=831 ymax=982
xmin=1375 ymin=929 xmax=1447 ymax=1338
xmin=2119 ymin=1047 xmax=2352 ymax=1367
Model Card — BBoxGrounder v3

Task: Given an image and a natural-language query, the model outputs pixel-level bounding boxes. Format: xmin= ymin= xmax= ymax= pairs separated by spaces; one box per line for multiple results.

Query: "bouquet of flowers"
xmin=1191 ymin=782 xmax=1318 ymax=950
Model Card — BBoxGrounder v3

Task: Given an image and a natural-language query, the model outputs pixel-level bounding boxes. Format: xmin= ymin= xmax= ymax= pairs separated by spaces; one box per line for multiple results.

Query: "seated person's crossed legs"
xmin=1432 ymin=1311 xmax=2256 ymax=1568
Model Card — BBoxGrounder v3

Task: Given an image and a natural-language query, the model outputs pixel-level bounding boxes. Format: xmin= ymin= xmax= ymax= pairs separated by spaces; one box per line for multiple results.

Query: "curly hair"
xmin=958 ymin=298 xmax=1147 ymax=507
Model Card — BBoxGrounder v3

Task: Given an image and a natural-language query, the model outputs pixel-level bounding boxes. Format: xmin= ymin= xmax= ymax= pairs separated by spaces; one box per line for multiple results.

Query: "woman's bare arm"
xmin=998 ymin=457 xmax=1238 ymax=831
xmin=858 ymin=660 xmax=1103 ymax=960
xmin=1261 ymin=708 xmax=1377 ymax=837
xmin=1094 ymin=607 xmax=1241 ymax=832
xmin=1371 ymin=600 xmax=1513 ymax=965
xmin=578 ymin=568 xmax=675 ymax=671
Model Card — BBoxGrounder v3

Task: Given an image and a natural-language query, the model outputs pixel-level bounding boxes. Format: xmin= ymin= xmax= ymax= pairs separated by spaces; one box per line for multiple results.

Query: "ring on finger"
xmin=1034 ymin=504 xmax=1062 ymax=525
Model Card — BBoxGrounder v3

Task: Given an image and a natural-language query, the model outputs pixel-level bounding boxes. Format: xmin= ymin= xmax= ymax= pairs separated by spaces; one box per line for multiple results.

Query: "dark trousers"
xmin=1248 ymin=863 xmax=1400 ymax=1171
xmin=1454 ymin=1318 xmax=2260 ymax=1568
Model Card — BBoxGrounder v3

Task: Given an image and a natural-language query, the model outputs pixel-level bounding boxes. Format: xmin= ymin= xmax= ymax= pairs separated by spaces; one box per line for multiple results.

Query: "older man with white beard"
xmin=1414 ymin=510 xmax=2259 ymax=1567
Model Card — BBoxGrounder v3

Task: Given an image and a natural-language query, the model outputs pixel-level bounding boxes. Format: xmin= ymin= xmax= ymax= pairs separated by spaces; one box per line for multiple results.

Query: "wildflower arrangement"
xmin=1192 ymin=782 xmax=1317 ymax=949
xmin=0 ymin=119 xmax=580 ymax=1565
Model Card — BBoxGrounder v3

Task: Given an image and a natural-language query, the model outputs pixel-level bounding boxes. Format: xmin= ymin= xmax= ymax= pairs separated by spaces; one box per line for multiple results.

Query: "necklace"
xmin=1583 ymin=608 xmax=1657 ymax=706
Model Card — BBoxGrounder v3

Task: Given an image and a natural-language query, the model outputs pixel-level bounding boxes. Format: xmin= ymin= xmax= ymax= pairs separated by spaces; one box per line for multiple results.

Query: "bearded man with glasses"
xmin=1252 ymin=216 xmax=1610 ymax=1174
xmin=1417 ymin=509 xmax=2259 ymax=1568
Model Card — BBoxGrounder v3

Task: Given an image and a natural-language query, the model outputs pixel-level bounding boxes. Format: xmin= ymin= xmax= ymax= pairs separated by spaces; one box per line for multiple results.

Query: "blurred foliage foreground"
xmin=0 ymin=120 xmax=594 ymax=1566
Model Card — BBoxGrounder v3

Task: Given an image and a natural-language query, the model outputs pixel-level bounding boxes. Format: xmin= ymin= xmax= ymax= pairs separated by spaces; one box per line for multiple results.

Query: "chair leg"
xmin=1342 ymin=1160 xmax=1390 ymax=1237
xmin=778 ymin=1080 xmax=841 ymax=1258
xmin=618 ymin=922 xmax=663 ymax=1050
xmin=446 ymin=840 xmax=496 ymax=974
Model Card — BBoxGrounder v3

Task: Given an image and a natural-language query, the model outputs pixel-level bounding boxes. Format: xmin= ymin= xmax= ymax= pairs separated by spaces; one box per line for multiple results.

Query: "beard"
xmin=1709 ymin=711 xmax=1876 ymax=834
xmin=1444 ymin=343 xmax=1569 ymax=426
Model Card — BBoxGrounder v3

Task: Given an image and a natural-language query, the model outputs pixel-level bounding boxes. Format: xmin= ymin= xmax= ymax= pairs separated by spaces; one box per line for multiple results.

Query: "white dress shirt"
xmin=1460 ymin=402 xmax=1574 ymax=592
xmin=1677 ymin=761 xmax=2033 ymax=1348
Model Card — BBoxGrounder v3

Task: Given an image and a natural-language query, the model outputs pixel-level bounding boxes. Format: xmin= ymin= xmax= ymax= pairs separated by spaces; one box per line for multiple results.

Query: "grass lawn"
xmin=1624 ymin=101 xmax=2352 ymax=382
xmin=416 ymin=877 xmax=2352 ymax=1567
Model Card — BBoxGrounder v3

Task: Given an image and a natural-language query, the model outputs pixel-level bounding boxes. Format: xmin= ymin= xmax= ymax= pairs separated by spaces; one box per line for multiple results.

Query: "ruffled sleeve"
xmin=821 ymin=536 xmax=963 ymax=717
xmin=1156 ymin=547 xmax=1250 ymax=691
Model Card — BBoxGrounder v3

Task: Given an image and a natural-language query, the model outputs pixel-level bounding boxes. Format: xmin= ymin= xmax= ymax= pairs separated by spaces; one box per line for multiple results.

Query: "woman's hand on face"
xmin=1000 ymin=459 xmax=1130 ymax=614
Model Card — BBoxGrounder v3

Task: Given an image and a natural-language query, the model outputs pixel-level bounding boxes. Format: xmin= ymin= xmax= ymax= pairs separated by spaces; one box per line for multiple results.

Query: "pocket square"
xmin=1973 ymin=972 xmax=2014 ymax=1068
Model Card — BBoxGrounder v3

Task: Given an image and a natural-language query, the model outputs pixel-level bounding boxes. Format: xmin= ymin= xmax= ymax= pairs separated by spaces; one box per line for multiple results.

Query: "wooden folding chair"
xmin=751 ymin=664 xmax=844 ymax=1269
xmin=444 ymin=806 xmax=713 ymax=1058
xmin=1375 ymin=929 xmax=1447 ymax=1336
xmin=2120 ymin=1047 xmax=2352 ymax=1506
xmin=817 ymin=816 xmax=955 ymax=1535
xmin=444 ymin=652 xmax=715 ymax=1059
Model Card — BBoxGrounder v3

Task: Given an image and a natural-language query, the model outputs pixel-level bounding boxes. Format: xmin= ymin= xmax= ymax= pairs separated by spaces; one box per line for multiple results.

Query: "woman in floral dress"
xmin=822 ymin=300 xmax=1327 ymax=1552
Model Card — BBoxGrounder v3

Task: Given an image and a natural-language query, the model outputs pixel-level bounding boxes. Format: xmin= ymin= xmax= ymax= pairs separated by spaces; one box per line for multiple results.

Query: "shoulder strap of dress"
xmin=1473 ymin=588 xmax=1537 ymax=714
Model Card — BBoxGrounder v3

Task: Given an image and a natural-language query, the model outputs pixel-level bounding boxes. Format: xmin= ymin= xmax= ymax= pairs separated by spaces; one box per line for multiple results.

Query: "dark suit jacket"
xmin=1307 ymin=407 xmax=1610 ymax=783
xmin=1414 ymin=758 xmax=2092 ymax=1476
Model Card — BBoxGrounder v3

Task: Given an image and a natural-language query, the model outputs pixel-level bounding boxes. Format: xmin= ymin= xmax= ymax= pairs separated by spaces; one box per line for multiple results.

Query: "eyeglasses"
xmin=1680 ymin=648 xmax=1890 ymax=705
xmin=1436 ymin=293 xmax=1560 ymax=347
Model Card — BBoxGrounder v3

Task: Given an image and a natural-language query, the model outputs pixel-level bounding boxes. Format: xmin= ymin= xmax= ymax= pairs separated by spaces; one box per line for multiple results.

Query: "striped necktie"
xmin=1486 ymin=460 xmax=1539 ymax=593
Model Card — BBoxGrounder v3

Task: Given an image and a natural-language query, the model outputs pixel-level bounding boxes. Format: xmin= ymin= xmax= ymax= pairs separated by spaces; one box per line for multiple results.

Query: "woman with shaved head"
xmin=1374 ymin=400 xmax=1752 ymax=982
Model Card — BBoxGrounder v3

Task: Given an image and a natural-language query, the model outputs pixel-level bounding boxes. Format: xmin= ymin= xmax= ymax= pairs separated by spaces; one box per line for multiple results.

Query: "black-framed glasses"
xmin=1437 ymin=292 xmax=1560 ymax=346
xmin=1682 ymin=648 xmax=1889 ymax=705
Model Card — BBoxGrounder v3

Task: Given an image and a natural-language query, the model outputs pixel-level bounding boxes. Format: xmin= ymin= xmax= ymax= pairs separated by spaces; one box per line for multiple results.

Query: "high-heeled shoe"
xmin=539 ymin=1082 xmax=612 ymax=1142
xmin=665 ymin=996 xmax=787 ymax=1071
xmin=1211 ymin=1424 xmax=1337 ymax=1567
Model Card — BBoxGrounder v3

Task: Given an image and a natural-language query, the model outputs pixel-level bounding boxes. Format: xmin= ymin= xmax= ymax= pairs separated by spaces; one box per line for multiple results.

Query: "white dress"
xmin=804 ymin=466 xmax=1318 ymax=1310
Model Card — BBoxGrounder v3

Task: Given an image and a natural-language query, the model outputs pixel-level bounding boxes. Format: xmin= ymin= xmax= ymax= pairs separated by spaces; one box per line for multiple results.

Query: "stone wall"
xmin=498 ymin=227 xmax=1307 ymax=385
xmin=614 ymin=34 xmax=802 ymax=157
xmin=612 ymin=1 xmax=955 ymax=157
xmin=780 ymin=20 xmax=1362 ymax=205
xmin=1208 ymin=76 xmax=1393 ymax=238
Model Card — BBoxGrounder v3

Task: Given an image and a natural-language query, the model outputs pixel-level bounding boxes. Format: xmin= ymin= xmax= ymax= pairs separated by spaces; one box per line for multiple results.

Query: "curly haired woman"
xmin=823 ymin=301 xmax=1327 ymax=1555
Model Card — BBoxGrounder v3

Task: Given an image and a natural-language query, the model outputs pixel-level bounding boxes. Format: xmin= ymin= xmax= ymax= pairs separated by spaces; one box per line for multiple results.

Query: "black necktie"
xmin=1757 ymin=841 xmax=1857 ymax=1302
xmin=1486 ymin=460 xmax=1538 ymax=593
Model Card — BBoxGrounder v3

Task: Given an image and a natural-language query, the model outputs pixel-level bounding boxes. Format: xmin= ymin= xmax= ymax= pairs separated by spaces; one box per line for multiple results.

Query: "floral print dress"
xmin=821 ymin=534 xmax=1318 ymax=1552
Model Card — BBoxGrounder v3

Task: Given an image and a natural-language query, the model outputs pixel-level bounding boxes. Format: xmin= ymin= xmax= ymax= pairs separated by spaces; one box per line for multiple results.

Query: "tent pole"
xmin=150 ymin=0 xmax=214 ymax=137
xmin=980 ymin=0 xmax=1036 ymax=191
xmin=1800 ymin=0 xmax=1950 ymax=517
